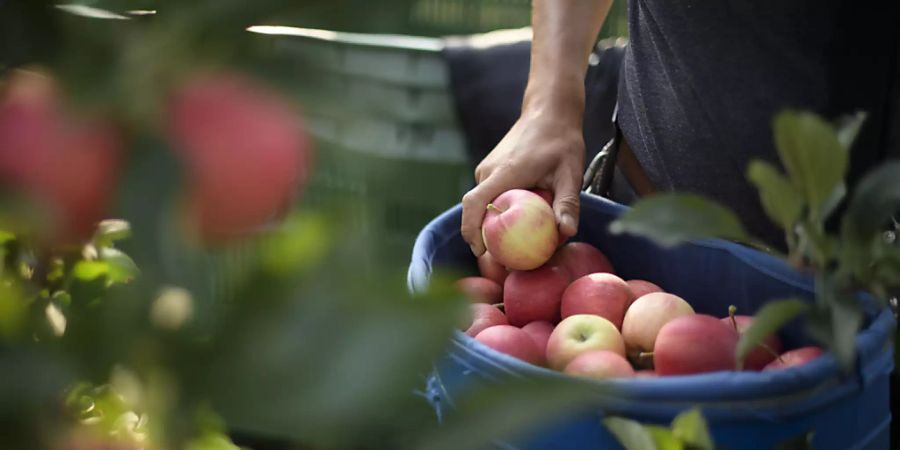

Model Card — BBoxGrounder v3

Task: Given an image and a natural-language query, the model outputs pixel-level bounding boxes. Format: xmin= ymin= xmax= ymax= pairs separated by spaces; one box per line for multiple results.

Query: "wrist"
xmin=521 ymin=77 xmax=586 ymax=124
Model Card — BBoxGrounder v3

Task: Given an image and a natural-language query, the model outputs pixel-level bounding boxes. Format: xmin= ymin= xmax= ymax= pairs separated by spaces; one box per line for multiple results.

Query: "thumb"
xmin=552 ymin=166 xmax=582 ymax=238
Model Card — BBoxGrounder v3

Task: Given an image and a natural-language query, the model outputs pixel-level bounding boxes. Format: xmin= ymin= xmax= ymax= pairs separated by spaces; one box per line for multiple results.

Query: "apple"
xmin=465 ymin=303 xmax=508 ymax=337
xmin=475 ymin=325 xmax=543 ymax=365
xmin=546 ymin=314 xmax=625 ymax=370
xmin=549 ymin=242 xmax=615 ymax=280
xmin=721 ymin=315 xmax=783 ymax=370
xmin=481 ymin=189 xmax=558 ymax=270
xmin=564 ymin=350 xmax=635 ymax=379
xmin=167 ymin=73 xmax=312 ymax=242
xmin=530 ymin=188 xmax=566 ymax=244
xmin=560 ymin=273 xmax=635 ymax=329
xmin=621 ymin=292 xmax=695 ymax=356
xmin=455 ymin=277 xmax=502 ymax=304
xmin=626 ymin=279 xmax=664 ymax=298
xmin=653 ymin=314 xmax=739 ymax=375
xmin=503 ymin=265 xmax=569 ymax=326
xmin=522 ymin=321 xmax=555 ymax=363
xmin=634 ymin=370 xmax=657 ymax=378
xmin=477 ymin=252 xmax=509 ymax=285
xmin=763 ymin=346 xmax=824 ymax=371
xmin=0 ymin=69 xmax=122 ymax=243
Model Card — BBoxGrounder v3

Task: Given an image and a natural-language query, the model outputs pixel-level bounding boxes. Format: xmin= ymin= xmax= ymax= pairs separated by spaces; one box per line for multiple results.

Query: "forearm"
xmin=524 ymin=0 xmax=613 ymax=119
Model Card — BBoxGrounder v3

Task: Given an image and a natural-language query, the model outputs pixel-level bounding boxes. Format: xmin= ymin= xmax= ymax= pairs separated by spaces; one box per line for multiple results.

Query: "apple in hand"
xmin=626 ymin=280 xmax=664 ymax=298
xmin=475 ymin=325 xmax=543 ymax=365
xmin=456 ymin=277 xmax=502 ymax=304
xmin=653 ymin=314 xmax=739 ymax=375
xmin=546 ymin=314 xmax=625 ymax=370
xmin=722 ymin=314 xmax=783 ymax=370
xmin=465 ymin=304 xmax=507 ymax=337
xmin=561 ymin=273 xmax=635 ymax=329
xmin=481 ymin=189 xmax=558 ymax=271
xmin=522 ymin=321 xmax=554 ymax=364
xmin=477 ymin=252 xmax=509 ymax=285
xmin=564 ymin=350 xmax=635 ymax=379
xmin=549 ymin=242 xmax=615 ymax=280
xmin=763 ymin=346 xmax=824 ymax=371
xmin=504 ymin=265 xmax=569 ymax=326
xmin=621 ymin=292 xmax=694 ymax=356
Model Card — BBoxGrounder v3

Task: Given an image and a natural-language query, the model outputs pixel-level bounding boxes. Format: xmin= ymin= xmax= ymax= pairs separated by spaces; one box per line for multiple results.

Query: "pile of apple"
xmin=457 ymin=189 xmax=823 ymax=380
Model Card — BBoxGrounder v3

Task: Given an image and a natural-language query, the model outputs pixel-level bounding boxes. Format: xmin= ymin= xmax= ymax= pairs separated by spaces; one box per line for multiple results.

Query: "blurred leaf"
xmin=647 ymin=426 xmax=683 ymax=450
xmin=95 ymin=219 xmax=132 ymax=247
xmin=604 ymin=417 xmax=658 ymax=450
xmin=45 ymin=301 xmax=67 ymax=336
xmin=258 ymin=212 xmax=332 ymax=276
xmin=418 ymin=378 xmax=606 ymax=450
xmin=185 ymin=433 xmax=244 ymax=450
xmin=841 ymin=161 xmax=900 ymax=244
xmin=609 ymin=193 xmax=750 ymax=247
xmin=671 ymin=408 xmax=713 ymax=450
xmin=774 ymin=431 xmax=815 ymax=450
xmin=773 ymin=111 xmax=848 ymax=219
xmin=835 ymin=112 xmax=866 ymax=151
xmin=99 ymin=247 xmax=140 ymax=285
xmin=805 ymin=295 xmax=863 ymax=373
xmin=72 ymin=260 xmax=110 ymax=281
xmin=736 ymin=299 xmax=809 ymax=370
xmin=0 ymin=279 xmax=27 ymax=339
xmin=0 ymin=230 xmax=13 ymax=244
xmin=747 ymin=161 xmax=803 ymax=231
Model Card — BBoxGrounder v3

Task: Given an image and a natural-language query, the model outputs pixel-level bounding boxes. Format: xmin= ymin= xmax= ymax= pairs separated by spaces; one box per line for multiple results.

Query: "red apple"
xmin=465 ymin=304 xmax=508 ymax=337
xmin=522 ymin=321 xmax=554 ymax=363
xmin=167 ymin=73 xmax=312 ymax=242
xmin=654 ymin=315 xmax=739 ymax=375
xmin=530 ymin=188 xmax=567 ymax=244
xmin=455 ymin=277 xmax=502 ymax=303
xmin=564 ymin=350 xmax=635 ymax=379
xmin=546 ymin=314 xmax=625 ymax=370
xmin=549 ymin=242 xmax=615 ymax=280
xmin=621 ymin=292 xmax=695 ymax=356
xmin=475 ymin=325 xmax=543 ymax=365
xmin=0 ymin=70 xmax=122 ymax=243
xmin=560 ymin=273 xmax=635 ymax=329
xmin=504 ymin=265 xmax=569 ymax=326
xmin=763 ymin=346 xmax=824 ymax=371
xmin=477 ymin=252 xmax=509 ymax=285
xmin=721 ymin=315 xmax=783 ymax=370
xmin=481 ymin=189 xmax=558 ymax=270
xmin=625 ymin=279 xmax=664 ymax=298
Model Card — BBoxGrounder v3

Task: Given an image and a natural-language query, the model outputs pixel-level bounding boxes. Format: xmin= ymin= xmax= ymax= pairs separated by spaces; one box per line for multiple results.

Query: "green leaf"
xmin=647 ymin=426 xmax=683 ymax=450
xmin=835 ymin=111 xmax=866 ymax=151
xmin=736 ymin=299 xmax=809 ymax=369
xmin=609 ymin=193 xmax=750 ymax=247
xmin=671 ymin=408 xmax=714 ymax=450
xmin=773 ymin=110 xmax=848 ymax=218
xmin=99 ymin=247 xmax=140 ymax=285
xmin=841 ymin=161 xmax=900 ymax=243
xmin=72 ymin=260 xmax=110 ymax=281
xmin=94 ymin=219 xmax=132 ymax=246
xmin=604 ymin=417 xmax=658 ymax=450
xmin=0 ymin=230 xmax=13 ymax=244
xmin=747 ymin=160 xmax=804 ymax=231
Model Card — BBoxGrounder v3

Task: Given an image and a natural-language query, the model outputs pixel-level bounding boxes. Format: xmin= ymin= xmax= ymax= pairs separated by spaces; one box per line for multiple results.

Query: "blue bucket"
xmin=408 ymin=194 xmax=894 ymax=450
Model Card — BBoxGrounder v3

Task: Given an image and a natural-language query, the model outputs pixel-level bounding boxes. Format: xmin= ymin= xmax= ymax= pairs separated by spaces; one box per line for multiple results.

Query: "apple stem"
xmin=638 ymin=351 xmax=654 ymax=360
xmin=486 ymin=203 xmax=505 ymax=214
xmin=760 ymin=342 xmax=784 ymax=362
xmin=728 ymin=305 xmax=738 ymax=331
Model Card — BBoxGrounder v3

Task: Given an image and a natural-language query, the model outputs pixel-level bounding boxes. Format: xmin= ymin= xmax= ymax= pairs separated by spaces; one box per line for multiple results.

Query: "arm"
xmin=461 ymin=0 xmax=613 ymax=256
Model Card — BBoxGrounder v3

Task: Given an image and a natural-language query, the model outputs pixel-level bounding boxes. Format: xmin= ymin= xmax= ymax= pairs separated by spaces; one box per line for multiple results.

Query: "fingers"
xmin=461 ymin=169 xmax=518 ymax=256
xmin=552 ymin=164 xmax=582 ymax=238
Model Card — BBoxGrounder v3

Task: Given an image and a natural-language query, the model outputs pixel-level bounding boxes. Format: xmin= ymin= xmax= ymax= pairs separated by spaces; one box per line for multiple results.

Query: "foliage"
xmin=611 ymin=110 xmax=899 ymax=371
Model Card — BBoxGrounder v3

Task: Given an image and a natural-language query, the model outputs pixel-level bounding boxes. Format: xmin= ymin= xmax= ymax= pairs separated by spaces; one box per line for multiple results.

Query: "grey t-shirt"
xmin=617 ymin=0 xmax=898 ymax=246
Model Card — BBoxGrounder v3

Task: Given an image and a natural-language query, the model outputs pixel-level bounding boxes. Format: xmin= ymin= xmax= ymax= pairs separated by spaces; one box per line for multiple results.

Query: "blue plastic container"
xmin=408 ymin=193 xmax=895 ymax=450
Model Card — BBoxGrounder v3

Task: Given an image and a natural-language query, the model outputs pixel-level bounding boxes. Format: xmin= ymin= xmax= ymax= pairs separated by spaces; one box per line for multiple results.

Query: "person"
xmin=460 ymin=0 xmax=899 ymax=255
